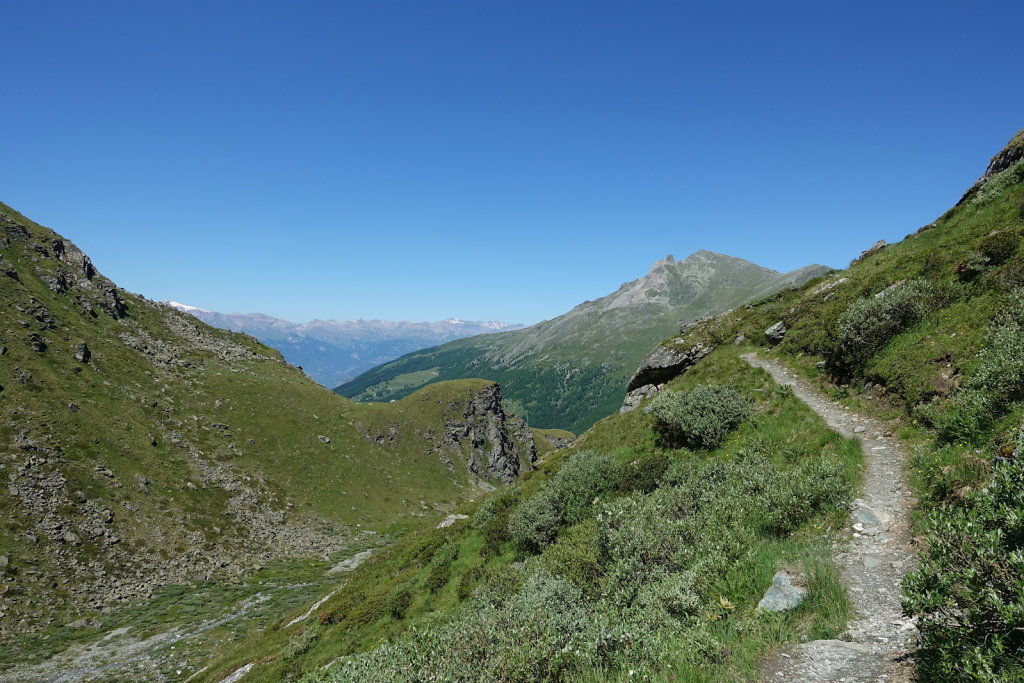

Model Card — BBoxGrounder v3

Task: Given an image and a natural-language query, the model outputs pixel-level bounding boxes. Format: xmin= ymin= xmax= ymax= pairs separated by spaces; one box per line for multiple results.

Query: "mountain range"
xmin=337 ymin=251 xmax=830 ymax=432
xmin=163 ymin=303 xmax=523 ymax=388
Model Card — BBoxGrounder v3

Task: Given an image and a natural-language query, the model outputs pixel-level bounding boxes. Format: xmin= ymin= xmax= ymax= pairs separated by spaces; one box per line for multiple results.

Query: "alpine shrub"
xmin=549 ymin=450 xmax=617 ymax=523
xmin=941 ymin=288 xmax=1024 ymax=443
xmin=903 ymin=462 xmax=1024 ymax=681
xmin=650 ymin=385 xmax=753 ymax=449
xmin=507 ymin=484 xmax=562 ymax=553
xmin=613 ymin=453 xmax=671 ymax=494
xmin=425 ymin=544 xmax=458 ymax=593
xmin=831 ymin=279 xmax=935 ymax=374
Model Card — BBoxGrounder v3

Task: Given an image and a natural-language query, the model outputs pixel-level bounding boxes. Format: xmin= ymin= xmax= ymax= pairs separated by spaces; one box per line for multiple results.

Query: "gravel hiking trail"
xmin=742 ymin=353 xmax=919 ymax=683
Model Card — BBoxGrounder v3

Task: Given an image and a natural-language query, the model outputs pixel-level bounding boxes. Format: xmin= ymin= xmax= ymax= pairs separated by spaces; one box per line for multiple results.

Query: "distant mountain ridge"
xmin=337 ymin=251 xmax=830 ymax=431
xmin=164 ymin=303 xmax=523 ymax=387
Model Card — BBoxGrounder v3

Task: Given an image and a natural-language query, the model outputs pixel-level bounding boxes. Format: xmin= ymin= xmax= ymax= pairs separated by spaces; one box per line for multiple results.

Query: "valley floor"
xmin=0 ymin=540 xmax=383 ymax=683
xmin=744 ymin=354 xmax=918 ymax=682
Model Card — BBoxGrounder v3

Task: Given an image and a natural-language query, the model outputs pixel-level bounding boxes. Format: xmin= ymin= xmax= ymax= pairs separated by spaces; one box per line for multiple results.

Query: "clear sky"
xmin=3 ymin=1 xmax=1023 ymax=324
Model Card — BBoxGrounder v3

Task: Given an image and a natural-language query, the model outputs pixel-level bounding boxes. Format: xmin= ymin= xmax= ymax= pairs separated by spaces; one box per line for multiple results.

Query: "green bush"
xmin=549 ymin=450 xmax=616 ymax=523
xmin=313 ymin=447 xmax=852 ymax=682
xmin=979 ymin=230 xmax=1021 ymax=266
xmin=941 ymin=288 xmax=1024 ymax=443
xmin=649 ymin=385 xmax=753 ymax=449
xmin=456 ymin=564 xmax=482 ymax=601
xmin=903 ymin=462 xmax=1024 ymax=681
xmin=425 ymin=544 xmax=458 ymax=593
xmin=387 ymin=586 xmax=412 ymax=619
xmin=613 ymin=453 xmax=671 ymax=494
xmin=538 ymin=519 xmax=602 ymax=590
xmin=473 ymin=489 xmax=519 ymax=557
xmin=830 ymin=279 xmax=935 ymax=374
xmin=507 ymin=484 xmax=562 ymax=553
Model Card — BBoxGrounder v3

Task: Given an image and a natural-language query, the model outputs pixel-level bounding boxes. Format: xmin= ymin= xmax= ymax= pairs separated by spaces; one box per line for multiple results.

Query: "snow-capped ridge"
xmin=165 ymin=300 xmax=211 ymax=313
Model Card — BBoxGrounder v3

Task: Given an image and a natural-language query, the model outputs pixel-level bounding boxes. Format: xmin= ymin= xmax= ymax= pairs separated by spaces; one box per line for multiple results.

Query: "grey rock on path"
xmin=742 ymin=353 xmax=918 ymax=682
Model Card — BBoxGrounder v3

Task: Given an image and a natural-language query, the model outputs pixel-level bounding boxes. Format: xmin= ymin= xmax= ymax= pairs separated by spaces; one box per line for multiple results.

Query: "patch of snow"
xmin=165 ymin=300 xmax=211 ymax=314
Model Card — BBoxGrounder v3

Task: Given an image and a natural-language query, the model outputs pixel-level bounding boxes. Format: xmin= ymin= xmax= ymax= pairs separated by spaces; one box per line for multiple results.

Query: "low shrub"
xmin=979 ymin=230 xmax=1021 ymax=266
xmin=613 ymin=453 xmax=671 ymax=494
xmin=549 ymin=450 xmax=617 ymax=523
xmin=903 ymin=461 xmax=1024 ymax=681
xmin=538 ymin=518 xmax=602 ymax=590
xmin=425 ymin=544 xmax=458 ymax=593
xmin=473 ymin=489 xmax=519 ymax=557
xmin=387 ymin=586 xmax=412 ymax=619
xmin=507 ymin=484 xmax=562 ymax=553
xmin=830 ymin=279 xmax=935 ymax=375
xmin=940 ymin=288 xmax=1024 ymax=443
xmin=456 ymin=564 xmax=482 ymax=601
xmin=649 ymin=385 xmax=753 ymax=449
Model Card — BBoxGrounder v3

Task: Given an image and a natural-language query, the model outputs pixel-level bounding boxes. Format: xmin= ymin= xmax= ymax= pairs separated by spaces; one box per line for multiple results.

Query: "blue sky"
xmin=3 ymin=1 xmax=1023 ymax=324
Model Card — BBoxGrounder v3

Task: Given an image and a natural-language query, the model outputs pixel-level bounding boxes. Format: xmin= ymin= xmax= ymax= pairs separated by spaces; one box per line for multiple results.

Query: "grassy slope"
xmin=198 ymin=347 xmax=861 ymax=682
xmin=0 ymin=202 xmax=534 ymax=663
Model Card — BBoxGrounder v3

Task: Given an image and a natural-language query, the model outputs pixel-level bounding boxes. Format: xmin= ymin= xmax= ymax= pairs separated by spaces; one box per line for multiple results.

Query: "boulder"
xmin=620 ymin=383 xmax=659 ymax=413
xmin=73 ymin=342 xmax=91 ymax=363
xmin=757 ymin=571 xmax=807 ymax=612
xmin=764 ymin=321 xmax=787 ymax=344
xmin=436 ymin=514 xmax=469 ymax=529
xmin=626 ymin=343 xmax=713 ymax=393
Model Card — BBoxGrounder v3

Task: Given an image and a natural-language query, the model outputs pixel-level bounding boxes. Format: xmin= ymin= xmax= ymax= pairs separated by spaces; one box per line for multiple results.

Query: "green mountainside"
xmin=193 ymin=127 xmax=1024 ymax=682
xmin=337 ymin=252 xmax=829 ymax=432
xmin=0 ymin=203 xmax=542 ymax=642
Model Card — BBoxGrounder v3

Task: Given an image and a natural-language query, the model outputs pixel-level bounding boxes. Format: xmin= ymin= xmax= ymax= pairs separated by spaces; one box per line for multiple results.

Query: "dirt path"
xmin=742 ymin=353 xmax=918 ymax=682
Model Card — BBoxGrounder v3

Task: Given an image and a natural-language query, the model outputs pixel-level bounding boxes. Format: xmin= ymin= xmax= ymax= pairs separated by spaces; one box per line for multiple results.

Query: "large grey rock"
xmin=757 ymin=571 xmax=807 ymax=612
xmin=620 ymin=383 xmax=659 ymax=413
xmin=764 ymin=321 xmax=787 ymax=344
xmin=436 ymin=514 xmax=469 ymax=528
xmin=626 ymin=343 xmax=713 ymax=393
xmin=73 ymin=342 xmax=91 ymax=363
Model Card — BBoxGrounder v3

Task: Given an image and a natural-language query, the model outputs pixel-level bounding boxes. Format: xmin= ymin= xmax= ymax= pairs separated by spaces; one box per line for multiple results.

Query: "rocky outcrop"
xmin=447 ymin=383 xmax=536 ymax=485
xmin=626 ymin=343 xmax=714 ymax=393
xmin=956 ymin=128 xmax=1024 ymax=206
xmin=621 ymin=342 xmax=714 ymax=413
xmin=765 ymin=321 xmax=787 ymax=344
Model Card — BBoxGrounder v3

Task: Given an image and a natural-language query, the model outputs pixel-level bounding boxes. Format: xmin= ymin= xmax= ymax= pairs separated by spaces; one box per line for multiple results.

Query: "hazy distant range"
xmin=165 ymin=302 xmax=524 ymax=387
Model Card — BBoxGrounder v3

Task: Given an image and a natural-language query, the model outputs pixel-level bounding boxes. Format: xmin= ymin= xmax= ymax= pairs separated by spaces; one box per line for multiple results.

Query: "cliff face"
xmin=456 ymin=383 xmax=536 ymax=485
